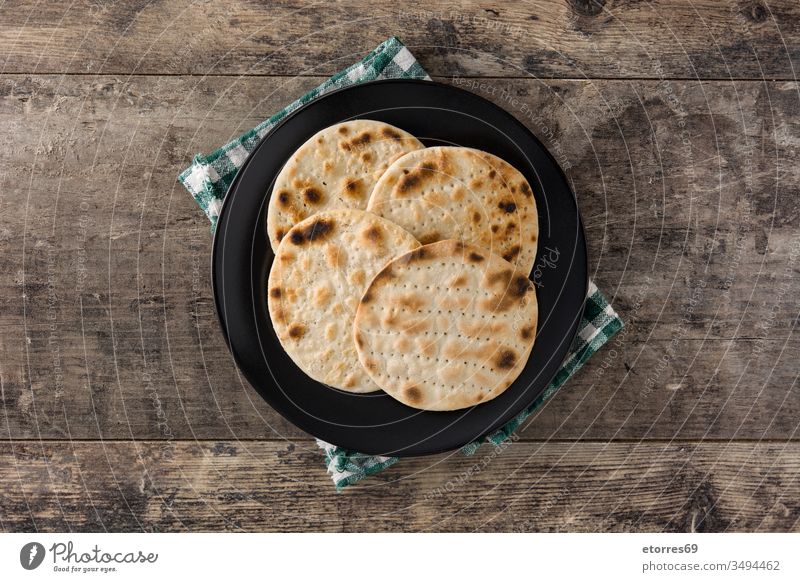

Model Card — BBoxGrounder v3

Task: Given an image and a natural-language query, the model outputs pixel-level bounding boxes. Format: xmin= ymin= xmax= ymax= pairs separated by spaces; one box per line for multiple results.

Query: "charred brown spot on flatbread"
xmin=372 ymin=266 xmax=395 ymax=285
xmin=362 ymin=225 xmax=383 ymax=244
xmin=436 ymin=149 xmax=454 ymax=174
xmin=382 ymin=127 xmax=402 ymax=141
xmin=337 ymin=125 xmax=348 ymax=134
xmin=314 ymin=284 xmax=332 ymax=307
xmin=343 ymin=177 xmax=365 ymax=199
xmin=269 ymin=287 xmax=281 ymax=299
xmin=504 ymin=283 xmax=530 ymax=309
xmin=449 ymin=240 xmax=466 ymax=253
xmin=303 ymin=187 xmax=323 ymax=205
xmin=361 ymin=290 xmax=374 ymax=304
xmin=469 ymin=251 xmax=484 ymax=263
xmin=511 ymin=274 xmax=531 ymax=298
xmin=276 ymin=190 xmax=292 ymax=208
xmin=405 ymin=246 xmax=429 ymax=263
xmin=494 ymin=349 xmax=517 ymax=370
xmin=502 ymin=245 xmax=521 ymax=261
xmin=424 ymin=190 xmax=446 ymax=206
xmin=361 ymin=152 xmax=372 ymax=163
xmin=382 ymin=311 xmax=398 ymax=327
xmin=488 ymin=169 xmax=497 ymax=178
xmin=354 ymin=332 xmax=364 ymax=349
xmin=276 ymin=228 xmax=286 ymax=242
xmin=397 ymin=294 xmax=425 ymax=310
xmin=487 ymin=269 xmax=513 ymax=287
xmin=272 ymin=308 xmax=286 ymax=324
xmin=404 ymin=385 xmax=422 ymax=405
xmin=498 ymin=200 xmax=516 ymax=213
xmin=491 ymin=224 xmax=500 ymax=233
xmin=336 ymin=130 xmax=372 ymax=152
xmin=397 ymin=172 xmax=421 ymax=194
xmin=482 ymin=271 xmax=532 ymax=313
xmin=325 ymin=244 xmax=343 ymax=269
xmin=396 ymin=160 xmax=439 ymax=195
xmin=472 ymin=211 xmax=481 ymax=223
xmin=289 ymin=218 xmax=335 ymax=246
xmin=349 ymin=269 xmax=365 ymax=287
xmin=420 ymin=161 xmax=437 ymax=174
xmin=418 ymin=231 xmax=440 ymax=244
xmin=520 ymin=326 xmax=534 ymax=340
xmin=520 ymin=181 xmax=532 ymax=197
xmin=347 ymin=131 xmax=371 ymax=149
xmin=288 ymin=323 xmax=306 ymax=340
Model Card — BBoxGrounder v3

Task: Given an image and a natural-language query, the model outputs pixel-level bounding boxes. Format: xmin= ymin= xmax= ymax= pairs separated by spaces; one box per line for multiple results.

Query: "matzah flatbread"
xmin=353 ymin=239 xmax=538 ymax=410
xmin=267 ymin=120 xmax=423 ymax=252
xmin=366 ymin=146 xmax=539 ymax=275
xmin=268 ymin=209 xmax=419 ymax=393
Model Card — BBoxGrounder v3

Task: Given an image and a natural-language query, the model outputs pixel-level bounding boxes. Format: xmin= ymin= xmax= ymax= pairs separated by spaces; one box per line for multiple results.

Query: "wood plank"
xmin=1 ymin=74 xmax=798 ymax=441
xmin=2 ymin=321 xmax=799 ymax=441
xmin=0 ymin=1 xmax=798 ymax=79
xmin=1 ymin=440 xmax=798 ymax=532
xmin=1 ymin=74 xmax=797 ymax=336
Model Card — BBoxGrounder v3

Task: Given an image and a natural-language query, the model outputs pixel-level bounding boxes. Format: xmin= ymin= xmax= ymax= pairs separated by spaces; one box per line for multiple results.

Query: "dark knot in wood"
xmin=568 ymin=0 xmax=605 ymax=17
xmin=743 ymin=2 xmax=768 ymax=23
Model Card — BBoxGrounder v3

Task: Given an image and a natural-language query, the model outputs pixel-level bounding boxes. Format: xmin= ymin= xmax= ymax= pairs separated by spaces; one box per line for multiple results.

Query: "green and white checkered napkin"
xmin=179 ymin=37 xmax=624 ymax=490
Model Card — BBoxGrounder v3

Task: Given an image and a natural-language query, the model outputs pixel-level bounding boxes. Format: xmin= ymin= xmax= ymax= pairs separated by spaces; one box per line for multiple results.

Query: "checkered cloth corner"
xmin=177 ymin=37 xmax=624 ymax=491
xmin=317 ymin=440 xmax=400 ymax=490
xmin=178 ymin=36 xmax=429 ymax=231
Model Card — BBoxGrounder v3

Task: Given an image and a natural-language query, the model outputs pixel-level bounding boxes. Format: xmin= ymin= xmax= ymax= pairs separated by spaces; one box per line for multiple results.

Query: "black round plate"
xmin=212 ymin=79 xmax=587 ymax=457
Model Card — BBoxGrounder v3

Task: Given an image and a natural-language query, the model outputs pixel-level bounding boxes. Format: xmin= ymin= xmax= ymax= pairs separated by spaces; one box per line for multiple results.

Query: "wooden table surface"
xmin=1 ymin=0 xmax=799 ymax=532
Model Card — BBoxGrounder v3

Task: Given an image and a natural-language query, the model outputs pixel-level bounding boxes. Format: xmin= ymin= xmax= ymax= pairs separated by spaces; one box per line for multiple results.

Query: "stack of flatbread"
xmin=267 ymin=120 xmax=539 ymax=411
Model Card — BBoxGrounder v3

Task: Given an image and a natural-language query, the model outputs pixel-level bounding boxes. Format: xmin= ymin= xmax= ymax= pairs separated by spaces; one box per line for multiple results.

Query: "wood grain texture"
xmin=0 ymin=1 xmax=798 ymax=79
xmin=1 ymin=440 xmax=798 ymax=532
xmin=0 ymin=74 xmax=797 ymax=441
